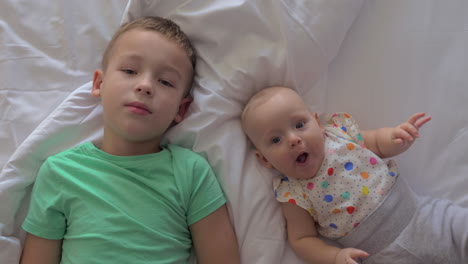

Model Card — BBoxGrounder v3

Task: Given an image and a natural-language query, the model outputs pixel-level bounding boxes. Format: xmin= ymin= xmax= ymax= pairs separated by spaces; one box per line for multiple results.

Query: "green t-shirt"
xmin=22 ymin=142 xmax=226 ymax=264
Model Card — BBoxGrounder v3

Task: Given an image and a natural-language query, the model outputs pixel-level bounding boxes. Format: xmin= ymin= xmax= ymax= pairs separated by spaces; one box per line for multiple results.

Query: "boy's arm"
xmin=361 ymin=112 xmax=431 ymax=158
xmin=282 ymin=202 xmax=368 ymax=264
xmin=190 ymin=204 xmax=240 ymax=264
xmin=20 ymin=233 xmax=62 ymax=264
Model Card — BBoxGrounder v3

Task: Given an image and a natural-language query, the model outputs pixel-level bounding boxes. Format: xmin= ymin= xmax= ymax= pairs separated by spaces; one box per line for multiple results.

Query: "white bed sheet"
xmin=0 ymin=1 xmax=128 ymax=262
xmin=327 ymin=0 xmax=468 ymax=207
xmin=0 ymin=0 xmax=128 ymax=170
xmin=1 ymin=0 xmax=468 ymax=263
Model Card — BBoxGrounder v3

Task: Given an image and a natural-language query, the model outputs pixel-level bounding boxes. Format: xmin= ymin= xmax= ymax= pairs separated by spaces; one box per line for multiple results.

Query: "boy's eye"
xmin=296 ymin=122 xmax=305 ymax=129
xmin=159 ymin=79 xmax=174 ymax=87
xmin=122 ymin=69 xmax=137 ymax=75
xmin=272 ymin=137 xmax=281 ymax=144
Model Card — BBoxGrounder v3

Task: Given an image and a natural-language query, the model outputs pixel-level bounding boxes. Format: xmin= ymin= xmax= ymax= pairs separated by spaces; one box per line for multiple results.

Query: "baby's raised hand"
xmin=392 ymin=112 xmax=431 ymax=147
xmin=335 ymin=248 xmax=369 ymax=264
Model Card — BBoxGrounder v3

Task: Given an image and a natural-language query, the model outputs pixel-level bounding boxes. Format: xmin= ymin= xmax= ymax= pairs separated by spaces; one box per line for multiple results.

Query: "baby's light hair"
xmin=242 ymin=87 xmax=295 ymax=126
xmin=241 ymin=86 xmax=296 ymax=146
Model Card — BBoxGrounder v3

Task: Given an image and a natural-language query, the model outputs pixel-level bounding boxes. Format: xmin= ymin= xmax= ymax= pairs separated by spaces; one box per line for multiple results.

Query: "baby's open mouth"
xmin=296 ymin=152 xmax=309 ymax=164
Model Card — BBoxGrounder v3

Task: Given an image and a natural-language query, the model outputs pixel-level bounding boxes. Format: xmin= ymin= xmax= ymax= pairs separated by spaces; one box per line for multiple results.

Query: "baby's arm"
xmin=282 ymin=203 xmax=369 ymax=264
xmin=20 ymin=233 xmax=62 ymax=264
xmin=190 ymin=204 xmax=240 ymax=264
xmin=361 ymin=112 xmax=431 ymax=158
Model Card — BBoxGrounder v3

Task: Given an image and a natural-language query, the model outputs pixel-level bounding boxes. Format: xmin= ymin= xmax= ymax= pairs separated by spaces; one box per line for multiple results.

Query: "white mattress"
xmin=1 ymin=0 xmax=467 ymax=263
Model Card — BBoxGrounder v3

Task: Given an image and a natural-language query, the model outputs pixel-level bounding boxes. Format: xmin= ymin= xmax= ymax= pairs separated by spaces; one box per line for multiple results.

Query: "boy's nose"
xmin=135 ymin=86 xmax=153 ymax=96
xmin=134 ymin=81 xmax=153 ymax=97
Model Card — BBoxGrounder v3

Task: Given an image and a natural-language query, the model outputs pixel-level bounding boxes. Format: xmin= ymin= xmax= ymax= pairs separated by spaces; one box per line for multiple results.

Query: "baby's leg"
xmin=365 ymin=197 xmax=468 ymax=263
xmin=337 ymin=177 xmax=419 ymax=257
xmin=411 ymin=197 xmax=468 ymax=262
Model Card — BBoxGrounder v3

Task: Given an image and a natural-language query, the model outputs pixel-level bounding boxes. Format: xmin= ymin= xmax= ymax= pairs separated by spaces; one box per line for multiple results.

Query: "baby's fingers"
xmin=337 ymin=248 xmax=369 ymax=264
xmin=348 ymin=249 xmax=369 ymax=263
xmin=345 ymin=258 xmax=360 ymax=264
xmin=414 ymin=115 xmax=431 ymax=129
xmin=398 ymin=122 xmax=419 ymax=139
xmin=392 ymin=137 xmax=405 ymax=146
xmin=407 ymin=112 xmax=432 ymax=129
xmin=394 ymin=126 xmax=415 ymax=143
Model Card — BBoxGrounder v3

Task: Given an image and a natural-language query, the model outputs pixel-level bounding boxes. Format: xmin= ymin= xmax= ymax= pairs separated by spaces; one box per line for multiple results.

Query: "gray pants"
xmin=337 ymin=177 xmax=468 ymax=264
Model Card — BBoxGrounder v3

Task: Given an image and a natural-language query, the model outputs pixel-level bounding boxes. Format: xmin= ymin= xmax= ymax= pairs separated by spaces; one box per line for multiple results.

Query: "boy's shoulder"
xmin=45 ymin=142 xmax=90 ymax=161
xmin=165 ymin=144 xmax=206 ymax=162
xmin=165 ymin=143 xmax=193 ymax=154
xmin=37 ymin=143 xmax=91 ymax=177
xmin=165 ymin=144 xmax=214 ymax=175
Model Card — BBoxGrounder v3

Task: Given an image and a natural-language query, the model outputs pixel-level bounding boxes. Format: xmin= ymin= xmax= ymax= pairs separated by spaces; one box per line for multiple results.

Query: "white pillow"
xmin=123 ymin=0 xmax=364 ymax=262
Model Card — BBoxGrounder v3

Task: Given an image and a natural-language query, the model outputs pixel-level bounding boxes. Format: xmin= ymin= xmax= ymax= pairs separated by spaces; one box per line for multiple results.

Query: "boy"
xmin=241 ymin=86 xmax=468 ymax=263
xmin=21 ymin=17 xmax=240 ymax=264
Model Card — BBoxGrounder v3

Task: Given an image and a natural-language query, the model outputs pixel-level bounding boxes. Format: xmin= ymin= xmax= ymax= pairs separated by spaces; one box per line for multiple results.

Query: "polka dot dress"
xmin=273 ymin=113 xmax=398 ymax=239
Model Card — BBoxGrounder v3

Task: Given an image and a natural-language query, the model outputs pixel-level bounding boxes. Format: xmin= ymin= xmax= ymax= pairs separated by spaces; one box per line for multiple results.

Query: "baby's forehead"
xmin=246 ymin=89 xmax=288 ymax=110
xmin=243 ymin=87 xmax=303 ymax=125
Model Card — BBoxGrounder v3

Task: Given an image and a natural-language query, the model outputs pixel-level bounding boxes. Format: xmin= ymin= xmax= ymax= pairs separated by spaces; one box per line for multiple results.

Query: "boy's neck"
xmin=100 ymin=133 xmax=162 ymax=156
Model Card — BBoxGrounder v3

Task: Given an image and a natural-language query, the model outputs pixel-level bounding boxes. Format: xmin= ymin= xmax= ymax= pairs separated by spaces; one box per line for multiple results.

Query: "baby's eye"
xmin=122 ymin=69 xmax=137 ymax=75
xmin=296 ymin=122 xmax=305 ymax=129
xmin=159 ymin=79 xmax=174 ymax=87
xmin=272 ymin=137 xmax=281 ymax=144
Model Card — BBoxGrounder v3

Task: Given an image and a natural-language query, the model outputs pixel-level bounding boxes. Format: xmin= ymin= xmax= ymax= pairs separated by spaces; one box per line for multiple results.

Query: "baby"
xmin=241 ymin=86 xmax=468 ymax=264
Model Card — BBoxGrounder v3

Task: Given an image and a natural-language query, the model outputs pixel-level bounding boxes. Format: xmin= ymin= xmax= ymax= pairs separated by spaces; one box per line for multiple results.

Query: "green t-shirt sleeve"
xmin=22 ymin=159 xmax=66 ymax=240
xmin=185 ymin=153 xmax=226 ymax=226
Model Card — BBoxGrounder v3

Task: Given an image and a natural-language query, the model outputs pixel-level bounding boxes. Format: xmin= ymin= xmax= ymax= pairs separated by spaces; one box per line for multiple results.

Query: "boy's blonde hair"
xmin=101 ymin=16 xmax=197 ymax=95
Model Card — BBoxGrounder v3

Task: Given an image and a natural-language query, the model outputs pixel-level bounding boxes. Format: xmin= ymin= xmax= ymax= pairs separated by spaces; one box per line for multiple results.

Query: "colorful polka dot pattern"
xmin=274 ymin=113 xmax=398 ymax=239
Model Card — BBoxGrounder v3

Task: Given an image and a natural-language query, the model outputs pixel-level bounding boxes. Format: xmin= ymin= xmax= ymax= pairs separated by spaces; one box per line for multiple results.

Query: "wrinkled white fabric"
xmin=2 ymin=0 xmax=468 ymax=263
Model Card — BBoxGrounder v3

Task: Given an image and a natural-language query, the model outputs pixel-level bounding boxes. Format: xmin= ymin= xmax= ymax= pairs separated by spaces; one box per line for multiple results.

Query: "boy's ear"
xmin=255 ymin=150 xmax=273 ymax=169
xmin=91 ymin=70 xmax=104 ymax=97
xmin=173 ymin=97 xmax=192 ymax=123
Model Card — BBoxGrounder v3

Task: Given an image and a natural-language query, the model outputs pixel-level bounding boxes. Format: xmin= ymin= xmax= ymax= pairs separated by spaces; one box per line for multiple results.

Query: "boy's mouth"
xmin=296 ymin=152 xmax=309 ymax=164
xmin=126 ymin=101 xmax=152 ymax=115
